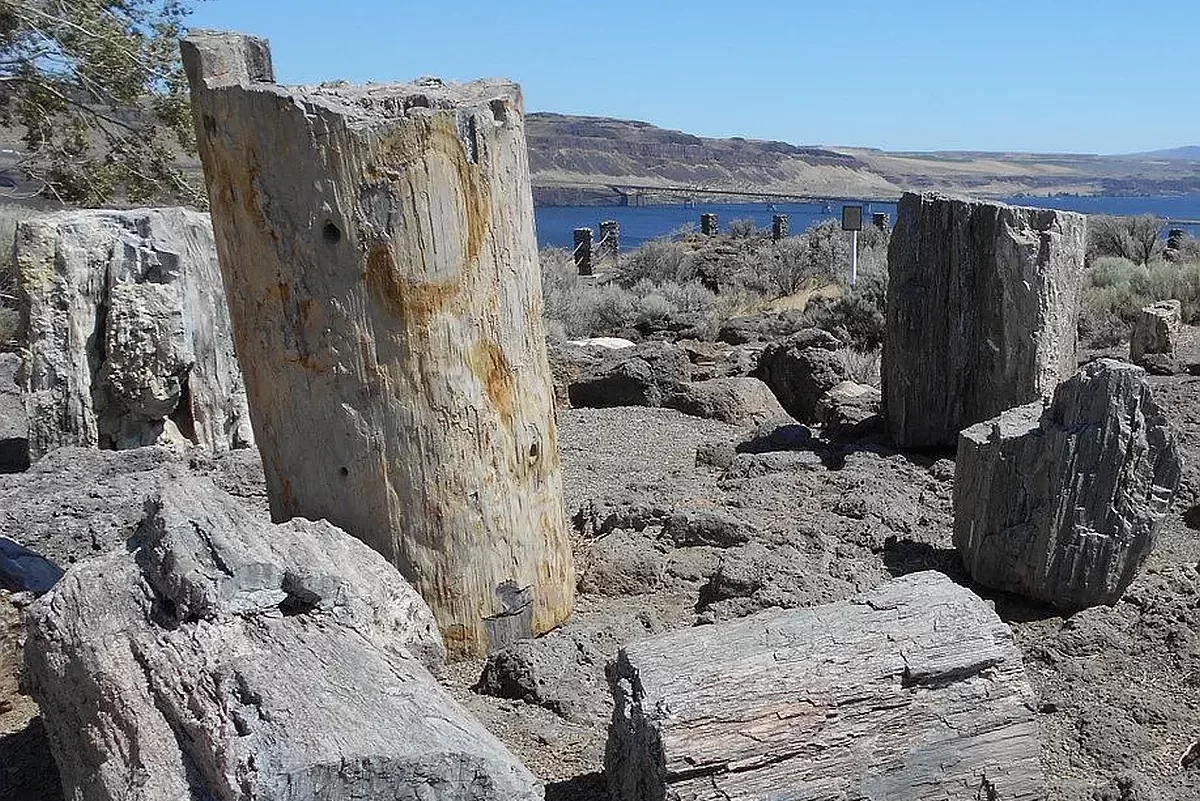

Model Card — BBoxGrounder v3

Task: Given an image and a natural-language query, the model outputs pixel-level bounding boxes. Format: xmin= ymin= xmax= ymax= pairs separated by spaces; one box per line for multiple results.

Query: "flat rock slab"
xmin=24 ymin=477 xmax=544 ymax=801
xmin=0 ymin=445 xmax=267 ymax=568
xmin=606 ymin=571 xmax=1042 ymax=801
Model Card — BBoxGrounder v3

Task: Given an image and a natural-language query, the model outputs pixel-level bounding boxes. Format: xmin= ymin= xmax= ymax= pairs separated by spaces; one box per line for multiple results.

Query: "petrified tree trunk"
xmin=954 ymin=359 xmax=1180 ymax=609
xmin=606 ymin=571 xmax=1043 ymax=800
xmin=181 ymin=31 xmax=574 ymax=657
xmin=884 ymin=192 xmax=1086 ymax=448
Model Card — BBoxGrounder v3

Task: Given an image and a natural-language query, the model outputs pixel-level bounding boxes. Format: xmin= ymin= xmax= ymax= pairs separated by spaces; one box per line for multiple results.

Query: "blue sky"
xmin=188 ymin=0 xmax=1197 ymax=155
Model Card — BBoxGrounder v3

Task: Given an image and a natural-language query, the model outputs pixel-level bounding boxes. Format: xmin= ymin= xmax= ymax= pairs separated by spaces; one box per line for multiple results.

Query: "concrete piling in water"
xmin=574 ymin=227 xmax=594 ymax=276
xmin=772 ymin=214 xmax=790 ymax=241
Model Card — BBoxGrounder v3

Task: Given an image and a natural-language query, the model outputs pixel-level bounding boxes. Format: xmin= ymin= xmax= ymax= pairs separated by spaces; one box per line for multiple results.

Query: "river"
xmin=534 ymin=196 xmax=1200 ymax=251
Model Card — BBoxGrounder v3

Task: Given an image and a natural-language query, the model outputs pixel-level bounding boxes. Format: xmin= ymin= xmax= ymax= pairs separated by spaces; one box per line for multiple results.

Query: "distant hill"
xmin=525 ymin=112 xmax=901 ymax=205
xmin=1126 ymin=146 xmax=1200 ymax=161
xmin=526 ymin=113 xmax=1200 ymax=205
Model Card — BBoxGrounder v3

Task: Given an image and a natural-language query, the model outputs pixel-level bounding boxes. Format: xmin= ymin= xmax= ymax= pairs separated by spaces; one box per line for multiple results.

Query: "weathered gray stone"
xmin=24 ymin=477 xmax=543 ymax=801
xmin=14 ymin=207 xmax=253 ymax=459
xmin=751 ymin=328 xmax=849 ymax=423
xmin=1130 ymin=299 xmax=1181 ymax=375
xmin=569 ymin=342 xmax=692 ymax=408
xmin=606 ymin=571 xmax=1042 ymax=801
xmin=954 ymin=359 xmax=1181 ymax=609
xmin=0 ymin=445 xmax=267 ymax=568
xmin=0 ymin=352 xmax=28 ymax=471
xmin=884 ymin=192 xmax=1086 ymax=448
xmin=665 ymin=376 xmax=786 ymax=427
xmin=817 ymin=379 xmax=883 ymax=439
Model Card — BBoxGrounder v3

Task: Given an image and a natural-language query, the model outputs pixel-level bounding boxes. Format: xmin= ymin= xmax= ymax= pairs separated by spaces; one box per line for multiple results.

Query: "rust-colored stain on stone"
xmin=372 ymin=113 xmax=492 ymax=272
xmin=365 ymin=241 xmax=458 ymax=329
xmin=469 ymin=339 xmax=517 ymax=430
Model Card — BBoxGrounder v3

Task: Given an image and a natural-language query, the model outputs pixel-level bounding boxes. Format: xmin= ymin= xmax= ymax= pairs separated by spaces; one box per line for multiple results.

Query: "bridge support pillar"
xmin=772 ymin=214 xmax=790 ymax=241
xmin=574 ymin=228 xmax=594 ymax=276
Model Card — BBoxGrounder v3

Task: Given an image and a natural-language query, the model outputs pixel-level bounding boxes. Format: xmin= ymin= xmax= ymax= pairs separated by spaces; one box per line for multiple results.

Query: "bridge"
xmin=536 ymin=179 xmax=900 ymax=207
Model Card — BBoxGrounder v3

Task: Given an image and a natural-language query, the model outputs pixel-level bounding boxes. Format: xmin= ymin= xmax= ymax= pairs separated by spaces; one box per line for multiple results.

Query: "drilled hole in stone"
xmin=339 ymin=466 xmax=349 ymax=477
xmin=322 ymin=221 xmax=341 ymax=244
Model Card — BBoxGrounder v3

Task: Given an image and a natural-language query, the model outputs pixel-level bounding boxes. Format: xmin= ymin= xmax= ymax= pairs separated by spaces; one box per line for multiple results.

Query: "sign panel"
xmin=841 ymin=205 xmax=864 ymax=231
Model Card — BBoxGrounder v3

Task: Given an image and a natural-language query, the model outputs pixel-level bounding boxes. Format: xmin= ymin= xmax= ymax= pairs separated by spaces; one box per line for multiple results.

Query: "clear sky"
xmin=187 ymin=0 xmax=1197 ymax=155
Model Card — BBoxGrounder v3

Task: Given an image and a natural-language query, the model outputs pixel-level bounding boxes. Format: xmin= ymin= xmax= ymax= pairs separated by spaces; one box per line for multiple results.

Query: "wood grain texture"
xmin=606 ymin=571 xmax=1042 ymax=801
xmin=884 ymin=192 xmax=1086 ymax=448
xmin=181 ymin=31 xmax=574 ymax=657
xmin=955 ymin=359 xmax=1181 ymax=609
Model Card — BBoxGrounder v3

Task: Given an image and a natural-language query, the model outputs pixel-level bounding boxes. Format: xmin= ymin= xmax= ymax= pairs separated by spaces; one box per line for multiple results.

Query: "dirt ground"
xmin=3 ymin=368 xmax=1199 ymax=800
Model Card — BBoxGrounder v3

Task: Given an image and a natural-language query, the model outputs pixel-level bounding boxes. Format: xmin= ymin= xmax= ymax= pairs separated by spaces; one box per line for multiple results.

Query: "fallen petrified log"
xmin=606 ymin=571 xmax=1042 ymax=801
xmin=181 ymin=31 xmax=574 ymax=657
xmin=885 ymin=192 xmax=1086 ymax=448
xmin=954 ymin=359 xmax=1180 ymax=609
xmin=23 ymin=477 xmax=543 ymax=800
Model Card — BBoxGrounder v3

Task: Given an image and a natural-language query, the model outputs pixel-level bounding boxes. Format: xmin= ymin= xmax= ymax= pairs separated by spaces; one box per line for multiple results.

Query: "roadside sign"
xmin=842 ymin=205 xmax=863 ymax=231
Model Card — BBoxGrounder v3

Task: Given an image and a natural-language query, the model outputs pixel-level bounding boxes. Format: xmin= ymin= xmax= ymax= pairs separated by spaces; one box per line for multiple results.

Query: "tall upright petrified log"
xmin=884 ymin=193 xmax=1086 ymax=448
xmin=181 ymin=31 xmax=574 ymax=657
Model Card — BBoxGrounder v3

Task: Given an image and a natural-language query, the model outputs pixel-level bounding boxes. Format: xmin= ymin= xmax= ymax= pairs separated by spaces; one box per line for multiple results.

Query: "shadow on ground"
xmin=0 ymin=716 xmax=62 ymax=801
xmin=546 ymin=770 xmax=606 ymax=801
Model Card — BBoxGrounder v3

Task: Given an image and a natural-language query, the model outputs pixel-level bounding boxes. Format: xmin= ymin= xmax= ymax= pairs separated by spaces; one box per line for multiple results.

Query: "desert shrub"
xmin=1077 ymin=255 xmax=1200 ymax=347
xmin=658 ymin=280 xmax=716 ymax=313
xmin=811 ymin=271 xmax=887 ymax=352
xmin=617 ymin=237 xmax=695 ymax=287
xmin=540 ymin=247 xmax=719 ymax=338
xmin=1088 ymin=215 xmax=1163 ymax=266
xmin=728 ymin=218 xmax=761 ymax=239
xmin=1167 ymin=231 xmax=1200 ymax=263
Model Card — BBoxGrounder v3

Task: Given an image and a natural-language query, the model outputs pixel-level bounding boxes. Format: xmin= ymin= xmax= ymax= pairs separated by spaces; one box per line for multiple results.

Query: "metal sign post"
xmin=842 ymin=204 xmax=863 ymax=287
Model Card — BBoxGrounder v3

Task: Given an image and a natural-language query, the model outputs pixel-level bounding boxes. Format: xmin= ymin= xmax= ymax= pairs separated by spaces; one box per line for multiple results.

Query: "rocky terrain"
xmin=4 ymin=361 xmax=1198 ymax=799
xmin=0 ymin=52 xmax=1196 ymax=798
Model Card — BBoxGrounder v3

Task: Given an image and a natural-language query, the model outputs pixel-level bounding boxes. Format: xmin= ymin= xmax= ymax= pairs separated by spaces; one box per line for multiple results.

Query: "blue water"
xmin=534 ymin=196 xmax=1200 ymax=250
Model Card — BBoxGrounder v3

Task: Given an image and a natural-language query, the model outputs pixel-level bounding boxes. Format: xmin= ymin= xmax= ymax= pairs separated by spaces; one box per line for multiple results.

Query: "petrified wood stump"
xmin=181 ymin=31 xmax=574 ymax=657
xmin=884 ymin=192 xmax=1086 ymax=448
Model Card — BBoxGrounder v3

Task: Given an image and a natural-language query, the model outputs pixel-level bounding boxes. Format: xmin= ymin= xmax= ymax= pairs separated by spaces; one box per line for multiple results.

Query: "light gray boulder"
xmin=954 ymin=359 xmax=1181 ymax=609
xmin=14 ymin=207 xmax=253 ymax=458
xmin=0 ymin=352 xmax=28 ymax=471
xmin=885 ymin=192 xmax=1086 ymax=448
xmin=0 ymin=445 xmax=267 ymax=568
xmin=24 ymin=477 xmax=544 ymax=801
xmin=1130 ymin=299 xmax=1181 ymax=375
xmin=606 ymin=571 xmax=1042 ymax=801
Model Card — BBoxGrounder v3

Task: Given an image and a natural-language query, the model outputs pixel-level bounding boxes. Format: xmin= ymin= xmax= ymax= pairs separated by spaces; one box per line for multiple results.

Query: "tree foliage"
xmin=1088 ymin=214 xmax=1163 ymax=266
xmin=0 ymin=0 xmax=202 ymax=206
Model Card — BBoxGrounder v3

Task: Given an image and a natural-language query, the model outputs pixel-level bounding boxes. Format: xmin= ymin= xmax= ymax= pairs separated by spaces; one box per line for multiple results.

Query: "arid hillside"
xmin=526 ymin=112 xmax=1200 ymax=205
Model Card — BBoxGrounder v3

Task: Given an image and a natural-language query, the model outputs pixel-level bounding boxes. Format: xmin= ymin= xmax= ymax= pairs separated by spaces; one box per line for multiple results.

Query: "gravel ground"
xmin=4 ymin=378 xmax=1200 ymax=800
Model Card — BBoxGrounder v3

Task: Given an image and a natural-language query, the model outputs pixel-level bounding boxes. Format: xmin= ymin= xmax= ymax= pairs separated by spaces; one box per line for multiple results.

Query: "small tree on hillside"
xmin=0 ymin=0 xmax=203 ymax=206
xmin=1088 ymin=214 xmax=1164 ymax=266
